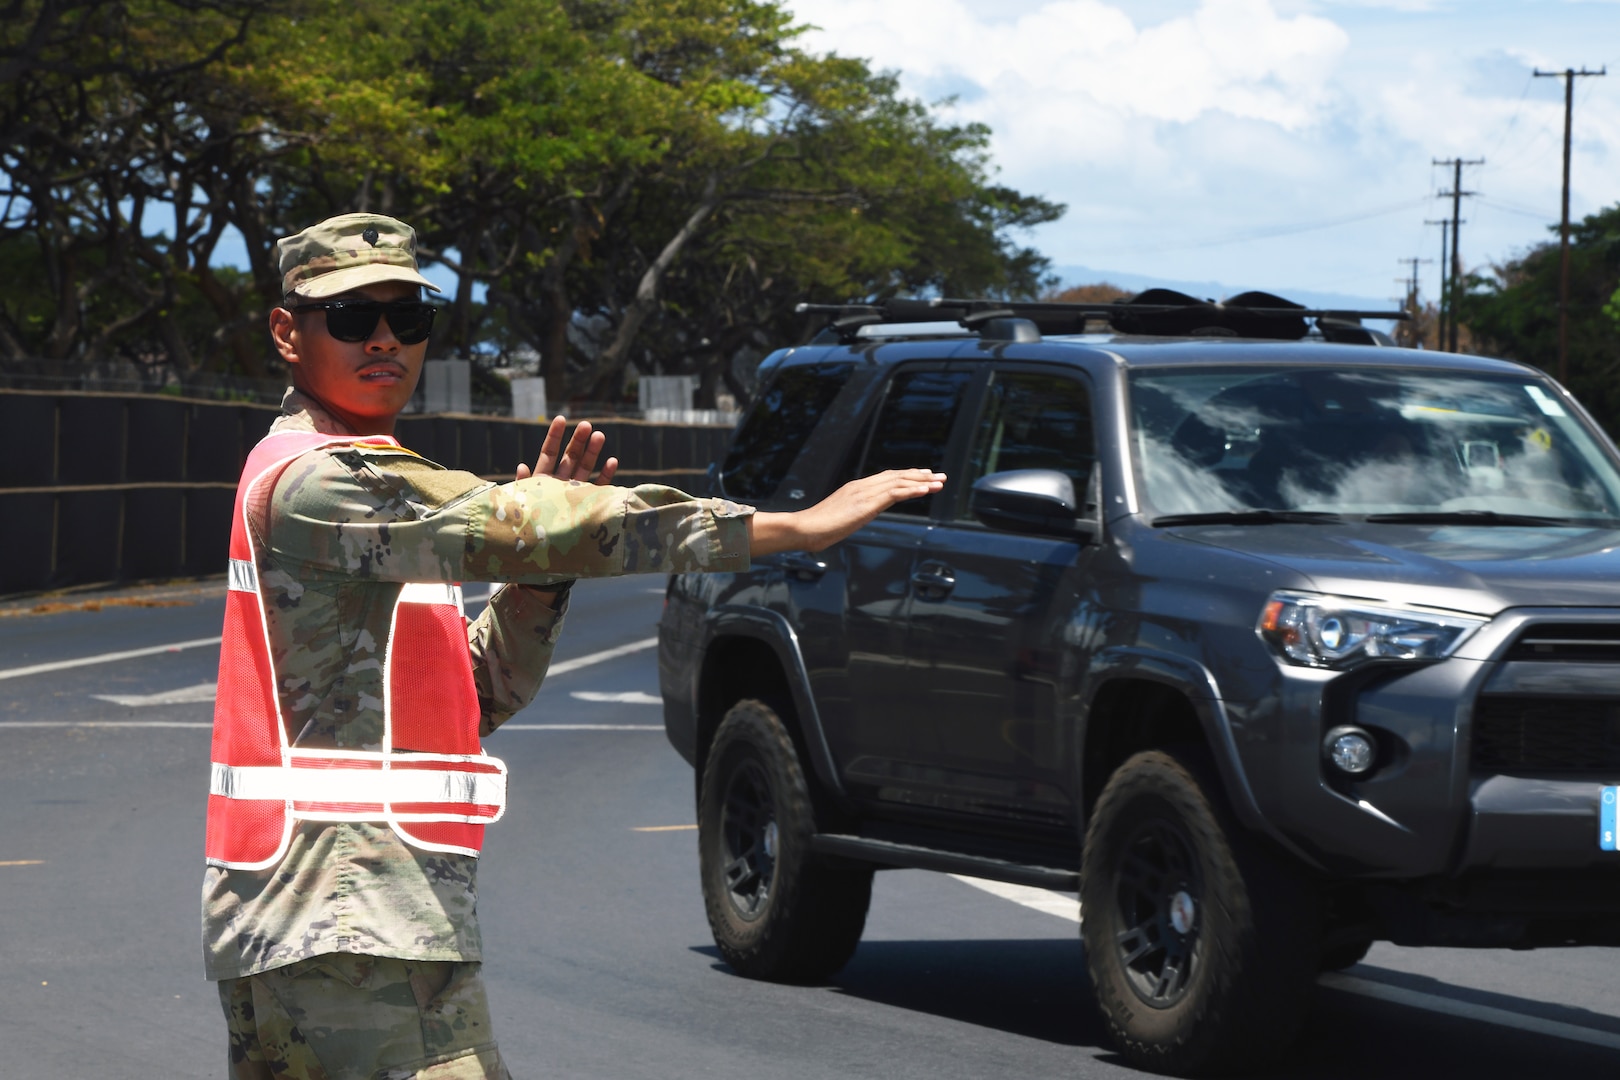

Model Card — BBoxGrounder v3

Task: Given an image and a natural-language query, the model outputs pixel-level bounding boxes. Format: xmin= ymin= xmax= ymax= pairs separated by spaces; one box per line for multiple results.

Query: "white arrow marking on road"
xmin=0 ymin=636 xmax=222 ymax=681
xmin=92 ymin=682 xmax=217 ymax=707
xmin=951 ymin=874 xmax=1620 ymax=1053
xmin=570 ymin=690 xmax=662 ymax=704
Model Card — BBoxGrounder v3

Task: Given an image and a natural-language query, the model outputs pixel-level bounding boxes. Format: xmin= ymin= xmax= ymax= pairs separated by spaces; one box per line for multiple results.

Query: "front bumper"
xmin=1232 ymin=608 xmax=1620 ymax=881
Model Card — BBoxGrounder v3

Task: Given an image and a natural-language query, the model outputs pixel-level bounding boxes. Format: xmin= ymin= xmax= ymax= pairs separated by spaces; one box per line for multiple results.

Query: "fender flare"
xmin=696 ymin=604 xmax=848 ymax=804
xmin=1080 ymin=646 xmax=1309 ymax=862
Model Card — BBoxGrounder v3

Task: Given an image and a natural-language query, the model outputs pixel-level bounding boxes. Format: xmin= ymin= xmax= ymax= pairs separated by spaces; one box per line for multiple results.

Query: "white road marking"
xmin=0 ymin=720 xmax=662 ymax=732
xmin=570 ymin=690 xmax=661 ymax=704
xmin=501 ymin=724 xmax=662 ymax=731
xmin=0 ymin=636 xmax=222 ymax=681
xmin=92 ymin=682 xmax=217 ymax=707
xmin=955 ymin=874 xmax=1620 ymax=1053
xmin=0 ymin=721 xmax=212 ymax=728
xmin=547 ymin=637 xmax=657 ymax=676
xmin=1320 ymin=972 xmax=1620 ymax=1052
xmin=950 ymin=874 xmax=1080 ymax=921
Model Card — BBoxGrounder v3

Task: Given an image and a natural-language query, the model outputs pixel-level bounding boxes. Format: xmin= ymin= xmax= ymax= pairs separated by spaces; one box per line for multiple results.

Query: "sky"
xmin=782 ymin=0 xmax=1620 ymax=308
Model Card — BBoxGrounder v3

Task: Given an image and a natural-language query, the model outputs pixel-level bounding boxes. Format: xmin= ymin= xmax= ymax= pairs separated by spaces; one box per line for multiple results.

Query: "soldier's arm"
xmin=467 ymin=582 xmax=570 ymax=736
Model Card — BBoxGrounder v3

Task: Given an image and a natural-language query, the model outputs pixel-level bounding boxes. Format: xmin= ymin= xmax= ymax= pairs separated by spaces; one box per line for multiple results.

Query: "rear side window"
xmin=859 ymin=368 xmax=974 ymax=517
xmin=719 ymin=363 xmax=854 ymax=500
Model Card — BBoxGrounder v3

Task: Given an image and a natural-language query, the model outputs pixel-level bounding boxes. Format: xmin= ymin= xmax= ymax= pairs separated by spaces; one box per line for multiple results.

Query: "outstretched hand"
xmin=515 ymin=415 xmax=619 ymax=484
xmin=749 ymin=469 xmax=946 ymax=556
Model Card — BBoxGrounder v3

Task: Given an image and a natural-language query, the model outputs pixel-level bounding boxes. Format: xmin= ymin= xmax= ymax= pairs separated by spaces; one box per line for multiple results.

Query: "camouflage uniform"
xmin=207 ymin=388 xmax=752 ymax=1077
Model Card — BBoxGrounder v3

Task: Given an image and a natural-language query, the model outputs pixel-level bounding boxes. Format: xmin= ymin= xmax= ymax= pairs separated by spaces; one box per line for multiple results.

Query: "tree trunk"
xmin=570 ymin=173 xmax=721 ymax=401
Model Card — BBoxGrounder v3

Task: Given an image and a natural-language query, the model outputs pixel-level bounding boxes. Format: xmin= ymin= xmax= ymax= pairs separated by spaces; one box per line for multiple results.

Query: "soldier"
xmin=204 ymin=212 xmax=944 ymax=1079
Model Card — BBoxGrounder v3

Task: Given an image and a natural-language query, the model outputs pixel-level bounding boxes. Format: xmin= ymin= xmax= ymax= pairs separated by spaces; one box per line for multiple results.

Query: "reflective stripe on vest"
xmin=204 ymin=431 xmax=506 ymax=870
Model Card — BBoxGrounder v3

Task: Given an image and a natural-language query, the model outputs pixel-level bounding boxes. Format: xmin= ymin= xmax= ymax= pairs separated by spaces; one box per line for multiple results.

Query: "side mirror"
xmin=970 ymin=469 xmax=1095 ymax=541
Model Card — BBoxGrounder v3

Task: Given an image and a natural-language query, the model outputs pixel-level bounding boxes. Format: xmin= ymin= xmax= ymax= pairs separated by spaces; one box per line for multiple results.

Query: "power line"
xmin=1433 ymin=157 xmax=1484 ymax=352
xmin=1086 ymin=196 xmax=1430 ymax=257
xmin=1533 ymin=65 xmax=1606 ymax=384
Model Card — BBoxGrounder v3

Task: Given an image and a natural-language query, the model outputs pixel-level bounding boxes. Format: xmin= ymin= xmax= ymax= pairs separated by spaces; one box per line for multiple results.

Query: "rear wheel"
xmin=698 ymin=699 xmax=872 ymax=982
xmin=1080 ymin=750 xmax=1319 ymax=1075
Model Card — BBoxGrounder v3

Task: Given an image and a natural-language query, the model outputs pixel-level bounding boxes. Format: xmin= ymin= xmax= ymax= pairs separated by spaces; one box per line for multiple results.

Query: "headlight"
xmin=1257 ymin=591 xmax=1484 ymax=670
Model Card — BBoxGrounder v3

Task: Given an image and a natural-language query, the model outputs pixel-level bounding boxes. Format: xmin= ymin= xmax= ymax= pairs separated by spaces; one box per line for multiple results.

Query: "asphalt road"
xmin=4 ymin=576 xmax=1620 ymax=1078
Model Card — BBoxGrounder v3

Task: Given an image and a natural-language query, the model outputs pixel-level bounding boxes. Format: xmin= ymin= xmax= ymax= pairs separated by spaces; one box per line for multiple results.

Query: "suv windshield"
xmin=1129 ymin=366 xmax=1620 ymax=522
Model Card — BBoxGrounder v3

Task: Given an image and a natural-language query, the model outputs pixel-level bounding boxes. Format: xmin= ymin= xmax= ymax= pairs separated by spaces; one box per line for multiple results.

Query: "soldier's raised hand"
xmin=516 ymin=415 xmax=619 ymax=484
xmin=748 ymin=469 xmax=946 ymax=556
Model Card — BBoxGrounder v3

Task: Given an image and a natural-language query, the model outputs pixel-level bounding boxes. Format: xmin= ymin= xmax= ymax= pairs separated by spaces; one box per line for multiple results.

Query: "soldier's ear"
xmin=270 ymin=306 xmax=301 ymax=369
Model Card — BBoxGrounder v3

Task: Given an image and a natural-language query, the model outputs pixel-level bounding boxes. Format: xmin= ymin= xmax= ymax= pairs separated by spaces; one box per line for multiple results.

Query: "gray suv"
xmin=657 ymin=294 xmax=1620 ymax=1075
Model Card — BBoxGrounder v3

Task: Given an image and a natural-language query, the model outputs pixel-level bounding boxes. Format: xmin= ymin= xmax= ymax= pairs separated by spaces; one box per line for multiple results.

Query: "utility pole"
xmin=1434 ymin=158 xmax=1483 ymax=352
xmin=1397 ymin=256 xmax=1431 ymax=348
xmin=1533 ymin=66 xmax=1606 ymax=383
xmin=1425 ymin=219 xmax=1450 ymax=349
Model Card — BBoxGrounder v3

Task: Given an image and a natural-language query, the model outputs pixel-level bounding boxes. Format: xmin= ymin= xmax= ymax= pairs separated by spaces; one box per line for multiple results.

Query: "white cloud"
xmin=784 ymin=0 xmax=1620 ymax=302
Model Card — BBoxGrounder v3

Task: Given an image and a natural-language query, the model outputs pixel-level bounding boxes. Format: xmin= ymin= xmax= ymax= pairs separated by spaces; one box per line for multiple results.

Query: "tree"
xmin=0 ymin=0 xmax=1065 ymax=413
xmin=1459 ymin=204 xmax=1620 ymax=433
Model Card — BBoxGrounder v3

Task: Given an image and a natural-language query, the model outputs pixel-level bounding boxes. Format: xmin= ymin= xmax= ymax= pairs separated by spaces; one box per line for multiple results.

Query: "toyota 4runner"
xmin=656 ymin=293 xmax=1620 ymax=1074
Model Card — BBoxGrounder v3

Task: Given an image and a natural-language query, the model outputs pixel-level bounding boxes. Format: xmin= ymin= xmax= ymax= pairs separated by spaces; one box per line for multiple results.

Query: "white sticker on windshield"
xmin=1525 ymin=384 xmax=1568 ymax=417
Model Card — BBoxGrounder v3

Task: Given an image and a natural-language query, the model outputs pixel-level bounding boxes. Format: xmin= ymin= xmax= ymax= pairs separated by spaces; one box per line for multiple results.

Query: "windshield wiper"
xmin=1364 ymin=510 xmax=1620 ymax=528
xmin=1151 ymin=509 xmax=1346 ymax=527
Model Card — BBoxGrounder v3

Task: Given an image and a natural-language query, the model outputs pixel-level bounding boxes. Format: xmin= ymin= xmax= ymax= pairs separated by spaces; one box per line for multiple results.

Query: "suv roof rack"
xmin=798 ymin=289 xmax=1409 ymax=345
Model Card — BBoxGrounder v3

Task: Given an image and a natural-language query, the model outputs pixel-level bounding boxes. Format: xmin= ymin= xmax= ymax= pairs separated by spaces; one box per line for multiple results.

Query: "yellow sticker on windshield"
xmin=1529 ymin=427 xmax=1553 ymax=451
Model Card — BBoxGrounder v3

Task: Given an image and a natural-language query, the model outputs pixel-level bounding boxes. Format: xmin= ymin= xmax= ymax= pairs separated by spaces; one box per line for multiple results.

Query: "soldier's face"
xmin=273 ymin=281 xmax=427 ymax=434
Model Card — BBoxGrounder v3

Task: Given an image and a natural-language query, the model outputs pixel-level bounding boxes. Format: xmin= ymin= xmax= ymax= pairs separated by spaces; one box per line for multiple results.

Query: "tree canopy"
xmin=1459 ymin=203 xmax=1620 ymax=434
xmin=0 ymin=0 xmax=1063 ymax=406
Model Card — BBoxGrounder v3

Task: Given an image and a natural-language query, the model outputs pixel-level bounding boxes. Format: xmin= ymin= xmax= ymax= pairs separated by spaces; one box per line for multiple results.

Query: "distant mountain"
xmin=1049 ymin=265 xmax=1402 ymax=323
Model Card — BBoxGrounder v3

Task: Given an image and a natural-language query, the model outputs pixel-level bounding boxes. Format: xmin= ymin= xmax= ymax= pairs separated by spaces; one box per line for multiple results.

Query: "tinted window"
xmin=719 ymin=363 xmax=854 ymax=500
xmin=1130 ymin=366 xmax=1620 ymax=519
xmin=861 ymin=368 xmax=974 ymax=517
xmin=958 ymin=372 xmax=1094 ymax=519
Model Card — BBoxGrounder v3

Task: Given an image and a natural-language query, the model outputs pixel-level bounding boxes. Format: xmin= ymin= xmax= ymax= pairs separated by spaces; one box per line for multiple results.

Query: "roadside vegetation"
xmin=0 ymin=0 xmax=1062 ymax=407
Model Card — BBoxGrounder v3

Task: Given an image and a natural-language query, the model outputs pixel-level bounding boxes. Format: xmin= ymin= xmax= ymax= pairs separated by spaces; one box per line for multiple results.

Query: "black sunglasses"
xmin=289 ymin=299 xmax=437 ymax=345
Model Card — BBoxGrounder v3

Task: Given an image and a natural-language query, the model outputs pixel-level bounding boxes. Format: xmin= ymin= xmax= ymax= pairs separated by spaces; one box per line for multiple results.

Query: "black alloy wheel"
xmin=718 ymin=755 xmax=779 ymax=919
xmin=698 ymin=699 xmax=873 ymax=982
xmin=1080 ymin=749 xmax=1320 ymax=1075
xmin=1111 ymin=816 xmax=1204 ymax=1008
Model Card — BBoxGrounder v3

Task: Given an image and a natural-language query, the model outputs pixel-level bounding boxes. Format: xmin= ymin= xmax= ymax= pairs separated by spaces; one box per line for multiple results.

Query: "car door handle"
xmin=780 ymin=553 xmax=829 ymax=581
xmin=911 ymin=566 xmax=956 ymax=599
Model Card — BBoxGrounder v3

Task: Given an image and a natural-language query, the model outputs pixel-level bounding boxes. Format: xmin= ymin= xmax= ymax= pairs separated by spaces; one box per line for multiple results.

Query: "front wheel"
xmin=698 ymin=699 xmax=872 ymax=982
xmin=1080 ymin=750 xmax=1319 ymax=1075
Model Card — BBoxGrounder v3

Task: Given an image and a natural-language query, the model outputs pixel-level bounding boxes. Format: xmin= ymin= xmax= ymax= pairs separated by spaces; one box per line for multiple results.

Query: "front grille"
xmin=1506 ymin=624 xmax=1620 ymax=662
xmin=1473 ymin=696 xmax=1620 ymax=772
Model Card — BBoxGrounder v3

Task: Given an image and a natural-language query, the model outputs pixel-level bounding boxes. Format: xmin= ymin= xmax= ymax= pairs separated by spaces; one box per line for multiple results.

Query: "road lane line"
xmin=92 ymin=682 xmax=217 ymax=707
xmin=953 ymin=873 xmax=1620 ymax=1053
xmin=632 ymin=825 xmax=697 ymax=832
xmin=547 ymin=637 xmax=658 ymax=676
xmin=950 ymin=874 xmax=1080 ymax=921
xmin=0 ymin=634 xmax=651 ymax=686
xmin=501 ymin=724 xmax=662 ymax=731
xmin=570 ymin=690 xmax=661 ymax=704
xmin=0 ymin=721 xmax=213 ymax=728
xmin=0 ymin=860 xmax=44 ymax=866
xmin=1320 ymin=972 xmax=1620 ymax=1052
xmin=0 ymin=636 xmax=222 ymax=681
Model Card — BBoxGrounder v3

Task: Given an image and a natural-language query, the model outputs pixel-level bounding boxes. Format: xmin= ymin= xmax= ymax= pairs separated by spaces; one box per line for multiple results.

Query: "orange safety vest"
xmin=204 ymin=430 xmax=506 ymax=870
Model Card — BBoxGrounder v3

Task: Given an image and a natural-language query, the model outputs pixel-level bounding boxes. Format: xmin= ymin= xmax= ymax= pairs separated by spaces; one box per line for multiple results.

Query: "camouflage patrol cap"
xmin=275 ymin=213 xmax=442 ymax=299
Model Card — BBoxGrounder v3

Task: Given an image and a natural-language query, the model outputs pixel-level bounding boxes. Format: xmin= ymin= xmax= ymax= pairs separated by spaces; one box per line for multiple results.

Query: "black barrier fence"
xmin=0 ymin=389 xmax=733 ymax=597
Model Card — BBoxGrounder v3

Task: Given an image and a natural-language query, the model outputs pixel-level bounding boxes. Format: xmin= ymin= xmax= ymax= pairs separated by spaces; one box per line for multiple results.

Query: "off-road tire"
xmin=698 ymin=699 xmax=872 ymax=982
xmin=1080 ymin=750 xmax=1319 ymax=1076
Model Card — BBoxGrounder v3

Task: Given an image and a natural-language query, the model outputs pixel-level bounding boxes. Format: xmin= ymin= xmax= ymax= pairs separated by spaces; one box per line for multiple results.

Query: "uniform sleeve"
xmin=467 ymin=583 xmax=570 ymax=736
xmin=264 ymin=447 xmax=753 ymax=584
